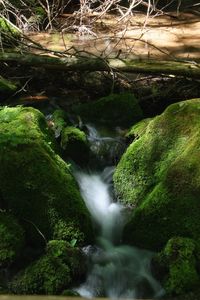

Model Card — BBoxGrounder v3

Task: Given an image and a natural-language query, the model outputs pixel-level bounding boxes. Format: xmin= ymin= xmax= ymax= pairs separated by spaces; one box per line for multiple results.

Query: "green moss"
xmin=53 ymin=220 xmax=85 ymax=246
xmin=9 ymin=252 xmax=71 ymax=294
xmin=47 ymin=240 xmax=86 ymax=278
xmin=0 ymin=106 xmax=93 ymax=247
xmin=61 ymin=126 xmax=89 ymax=163
xmin=126 ymin=118 xmax=152 ymax=140
xmin=51 ymin=109 xmax=71 ymax=138
xmin=47 ymin=240 xmax=71 ymax=258
xmin=72 ymin=93 xmax=143 ymax=128
xmin=62 ymin=289 xmax=80 ymax=296
xmin=114 ymin=99 xmax=200 ymax=250
xmin=9 ymin=240 xmax=86 ymax=295
xmin=0 ymin=212 xmax=24 ymax=267
xmin=157 ymin=237 xmax=200 ymax=295
xmin=0 ymin=18 xmax=21 ymax=47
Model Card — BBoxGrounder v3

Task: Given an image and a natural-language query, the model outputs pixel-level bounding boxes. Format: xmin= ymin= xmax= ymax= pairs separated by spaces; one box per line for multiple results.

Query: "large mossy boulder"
xmin=155 ymin=237 xmax=200 ymax=296
xmin=72 ymin=93 xmax=143 ymax=128
xmin=114 ymin=99 xmax=200 ymax=251
xmin=0 ymin=106 xmax=93 ymax=247
xmin=9 ymin=240 xmax=86 ymax=295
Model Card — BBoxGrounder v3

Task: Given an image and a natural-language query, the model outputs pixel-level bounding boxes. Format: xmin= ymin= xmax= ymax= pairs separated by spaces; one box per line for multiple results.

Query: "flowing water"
xmin=73 ymin=125 xmax=164 ymax=299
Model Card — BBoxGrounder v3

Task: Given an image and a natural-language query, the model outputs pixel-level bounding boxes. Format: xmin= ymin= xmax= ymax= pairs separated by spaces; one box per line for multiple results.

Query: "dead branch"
xmin=1 ymin=52 xmax=200 ymax=79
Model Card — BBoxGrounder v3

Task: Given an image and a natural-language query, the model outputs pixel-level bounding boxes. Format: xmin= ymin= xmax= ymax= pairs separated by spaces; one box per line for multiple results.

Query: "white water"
xmin=73 ymin=125 xmax=164 ymax=299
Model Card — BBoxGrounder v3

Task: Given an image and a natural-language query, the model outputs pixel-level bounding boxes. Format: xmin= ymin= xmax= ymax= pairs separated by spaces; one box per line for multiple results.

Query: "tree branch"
xmin=1 ymin=52 xmax=200 ymax=79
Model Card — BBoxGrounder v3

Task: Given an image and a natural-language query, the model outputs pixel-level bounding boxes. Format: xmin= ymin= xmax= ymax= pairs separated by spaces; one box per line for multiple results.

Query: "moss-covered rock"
xmin=47 ymin=240 xmax=86 ymax=278
xmin=155 ymin=237 xmax=200 ymax=295
xmin=9 ymin=240 xmax=86 ymax=295
xmin=0 ymin=106 xmax=93 ymax=247
xmin=72 ymin=93 xmax=143 ymax=128
xmin=9 ymin=241 xmax=68 ymax=294
xmin=0 ymin=212 xmax=24 ymax=267
xmin=61 ymin=126 xmax=89 ymax=163
xmin=50 ymin=110 xmax=89 ymax=163
xmin=11 ymin=255 xmax=70 ymax=294
xmin=114 ymin=99 xmax=200 ymax=250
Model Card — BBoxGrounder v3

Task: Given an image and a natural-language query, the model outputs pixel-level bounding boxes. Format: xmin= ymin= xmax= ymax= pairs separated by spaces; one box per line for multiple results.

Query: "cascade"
xmin=73 ymin=124 xmax=164 ymax=299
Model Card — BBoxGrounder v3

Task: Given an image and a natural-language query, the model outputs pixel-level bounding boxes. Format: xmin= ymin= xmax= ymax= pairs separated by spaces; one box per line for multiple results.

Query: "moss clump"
xmin=156 ymin=237 xmax=199 ymax=295
xmin=114 ymin=99 xmax=200 ymax=250
xmin=9 ymin=240 xmax=86 ymax=295
xmin=53 ymin=220 xmax=85 ymax=246
xmin=0 ymin=18 xmax=21 ymax=47
xmin=0 ymin=212 xmax=24 ymax=267
xmin=51 ymin=109 xmax=71 ymax=138
xmin=72 ymin=93 xmax=143 ymax=128
xmin=10 ymin=255 xmax=70 ymax=294
xmin=61 ymin=126 xmax=89 ymax=163
xmin=10 ymin=242 xmax=70 ymax=295
xmin=47 ymin=240 xmax=86 ymax=278
xmin=0 ymin=106 xmax=93 ymax=247
xmin=62 ymin=289 xmax=80 ymax=296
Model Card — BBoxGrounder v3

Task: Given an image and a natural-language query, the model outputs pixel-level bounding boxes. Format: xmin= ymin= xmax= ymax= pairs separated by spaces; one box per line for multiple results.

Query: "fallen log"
xmin=1 ymin=52 xmax=200 ymax=78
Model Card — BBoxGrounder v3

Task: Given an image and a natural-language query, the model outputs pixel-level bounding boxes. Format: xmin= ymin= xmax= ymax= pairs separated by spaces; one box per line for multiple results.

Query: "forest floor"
xmin=28 ymin=12 xmax=200 ymax=61
xmin=2 ymin=12 xmax=200 ymax=113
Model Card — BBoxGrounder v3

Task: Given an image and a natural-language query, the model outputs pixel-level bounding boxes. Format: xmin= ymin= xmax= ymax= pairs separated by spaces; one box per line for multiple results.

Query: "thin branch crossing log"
xmin=1 ymin=52 xmax=200 ymax=78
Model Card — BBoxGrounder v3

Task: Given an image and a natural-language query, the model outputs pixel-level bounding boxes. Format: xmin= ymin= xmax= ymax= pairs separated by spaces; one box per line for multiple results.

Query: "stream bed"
xmin=72 ymin=125 xmax=164 ymax=299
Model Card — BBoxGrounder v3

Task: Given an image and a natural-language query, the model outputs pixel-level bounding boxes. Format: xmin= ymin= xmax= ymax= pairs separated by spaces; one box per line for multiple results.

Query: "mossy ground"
xmin=114 ymin=99 xmax=200 ymax=250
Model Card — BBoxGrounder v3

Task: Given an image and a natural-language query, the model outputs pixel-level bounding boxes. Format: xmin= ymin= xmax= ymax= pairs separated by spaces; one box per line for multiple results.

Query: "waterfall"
xmin=75 ymin=167 xmax=123 ymax=244
xmin=73 ymin=125 xmax=164 ymax=299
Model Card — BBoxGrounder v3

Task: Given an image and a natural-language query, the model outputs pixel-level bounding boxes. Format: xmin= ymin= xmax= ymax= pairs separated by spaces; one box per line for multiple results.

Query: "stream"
xmin=73 ymin=125 xmax=164 ymax=299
